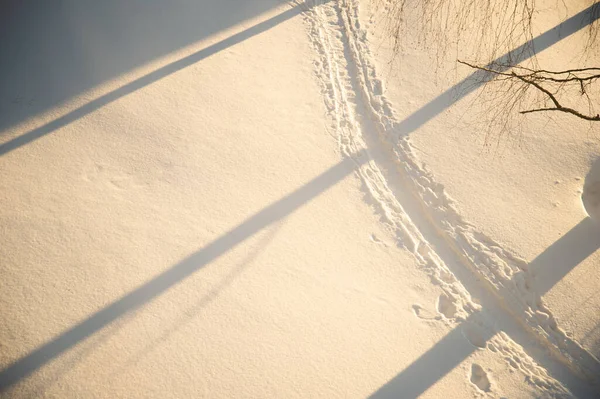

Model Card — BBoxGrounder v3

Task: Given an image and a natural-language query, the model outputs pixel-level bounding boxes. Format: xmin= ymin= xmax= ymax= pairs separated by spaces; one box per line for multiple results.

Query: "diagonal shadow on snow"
xmin=369 ymin=218 xmax=600 ymax=399
xmin=2 ymin=1 xmax=599 ymax=397
xmin=0 ymin=0 xmax=293 ymax=135
xmin=530 ymin=217 xmax=600 ymax=296
xmin=0 ymin=1 xmax=327 ymax=156
xmin=369 ymin=314 xmax=493 ymax=399
xmin=1 ymin=1 xmax=597 ymax=155
xmin=395 ymin=3 xmax=600 ymax=136
xmin=0 ymin=151 xmax=367 ymax=392
xmin=368 ymin=3 xmax=600 ymax=397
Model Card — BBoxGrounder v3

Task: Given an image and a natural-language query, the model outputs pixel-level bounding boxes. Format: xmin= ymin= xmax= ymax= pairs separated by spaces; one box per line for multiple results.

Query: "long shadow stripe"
xmin=397 ymin=3 xmax=600 ymax=135
xmin=369 ymin=316 xmax=494 ymax=399
xmin=0 ymin=3 xmax=313 ymax=156
xmin=0 ymin=153 xmax=365 ymax=391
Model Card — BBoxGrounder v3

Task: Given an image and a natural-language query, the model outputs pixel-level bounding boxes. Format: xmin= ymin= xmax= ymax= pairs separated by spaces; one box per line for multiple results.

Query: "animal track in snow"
xmin=82 ymin=163 xmax=141 ymax=191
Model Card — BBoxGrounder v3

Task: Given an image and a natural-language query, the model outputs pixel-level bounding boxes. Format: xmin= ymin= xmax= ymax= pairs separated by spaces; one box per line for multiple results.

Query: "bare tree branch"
xmin=520 ymin=107 xmax=600 ymax=121
xmin=458 ymin=59 xmax=600 ymax=122
xmin=384 ymin=0 xmax=600 ymax=138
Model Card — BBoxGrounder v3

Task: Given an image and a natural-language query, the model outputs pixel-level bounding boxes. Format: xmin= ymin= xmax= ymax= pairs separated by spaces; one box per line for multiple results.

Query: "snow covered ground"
xmin=1 ymin=0 xmax=599 ymax=398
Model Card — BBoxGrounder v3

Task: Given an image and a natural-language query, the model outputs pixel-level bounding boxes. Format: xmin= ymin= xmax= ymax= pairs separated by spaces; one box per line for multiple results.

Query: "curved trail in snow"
xmin=299 ymin=0 xmax=600 ymax=396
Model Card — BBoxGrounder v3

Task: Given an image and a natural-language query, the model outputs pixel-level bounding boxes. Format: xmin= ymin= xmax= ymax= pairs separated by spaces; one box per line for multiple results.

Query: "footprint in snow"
xmin=411 ymin=304 xmax=440 ymax=321
xmin=470 ymin=363 xmax=492 ymax=392
xmin=369 ymin=233 xmax=387 ymax=247
xmin=462 ymin=323 xmax=488 ymax=349
xmin=436 ymin=293 xmax=458 ymax=319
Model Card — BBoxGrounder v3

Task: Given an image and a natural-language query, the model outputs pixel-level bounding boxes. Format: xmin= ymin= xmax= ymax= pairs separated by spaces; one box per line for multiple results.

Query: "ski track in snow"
xmin=299 ymin=0 xmax=600 ymax=396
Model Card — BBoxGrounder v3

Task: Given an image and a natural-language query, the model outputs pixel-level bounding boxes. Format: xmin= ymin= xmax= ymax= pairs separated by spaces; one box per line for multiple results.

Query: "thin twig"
xmin=520 ymin=107 xmax=600 ymax=121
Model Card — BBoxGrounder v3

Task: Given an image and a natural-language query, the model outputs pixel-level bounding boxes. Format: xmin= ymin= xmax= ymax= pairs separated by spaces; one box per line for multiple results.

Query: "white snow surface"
xmin=1 ymin=0 xmax=599 ymax=398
